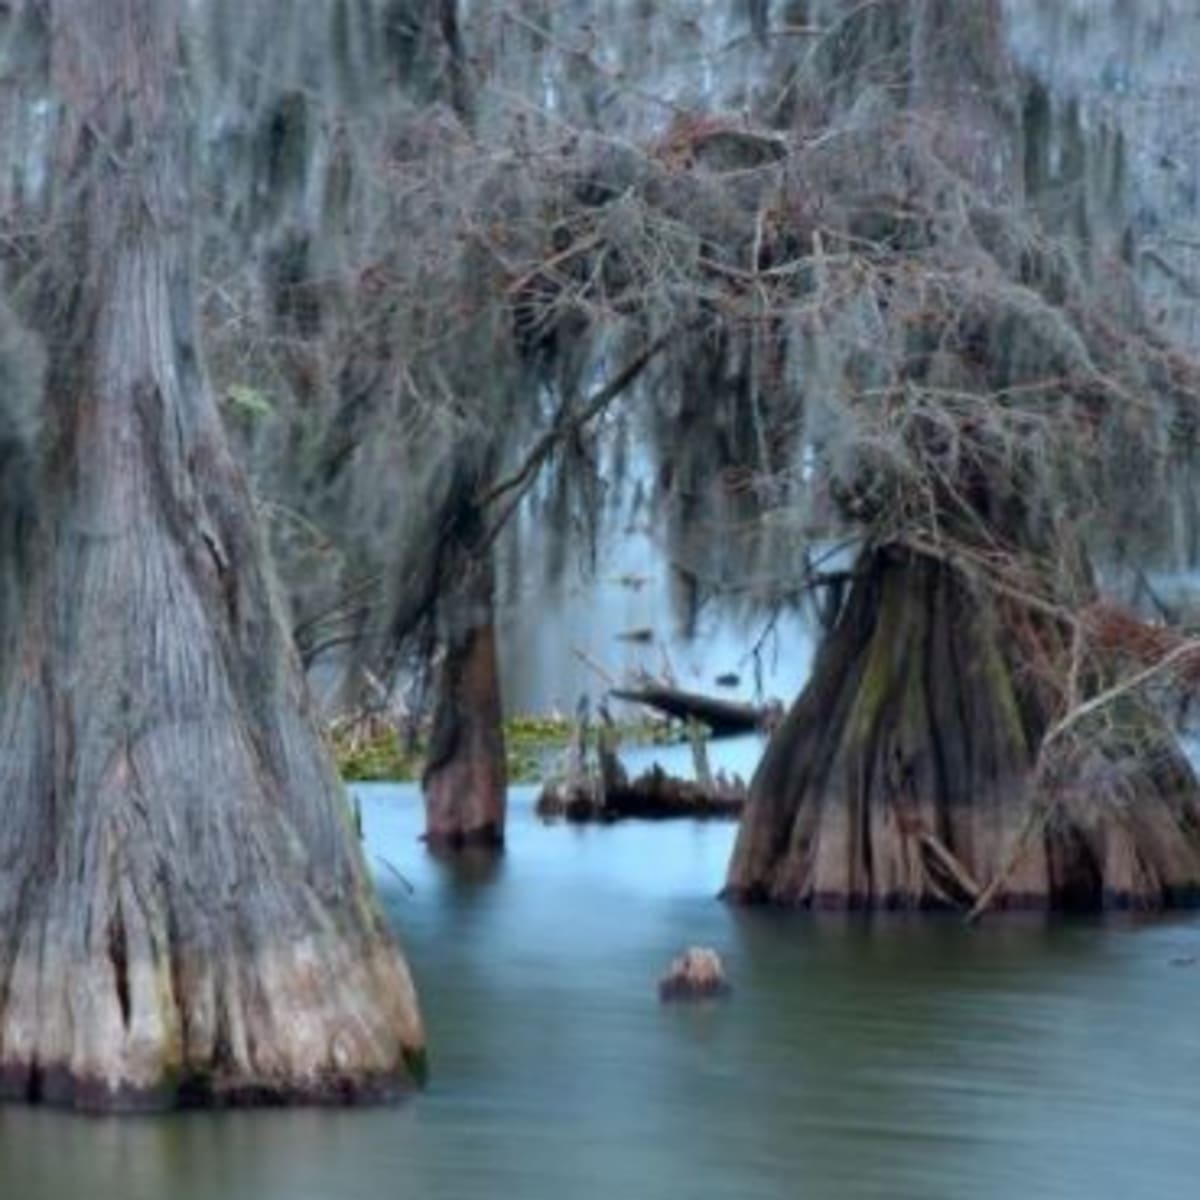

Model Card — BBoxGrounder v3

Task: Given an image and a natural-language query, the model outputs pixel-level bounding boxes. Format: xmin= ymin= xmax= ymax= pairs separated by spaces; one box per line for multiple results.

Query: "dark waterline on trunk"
xmin=3 ymin=776 xmax=1200 ymax=1198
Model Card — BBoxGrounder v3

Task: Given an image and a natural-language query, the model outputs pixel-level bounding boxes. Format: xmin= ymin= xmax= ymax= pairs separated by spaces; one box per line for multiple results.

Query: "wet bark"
xmin=422 ymin=544 xmax=506 ymax=848
xmin=725 ymin=548 xmax=1200 ymax=911
xmin=0 ymin=0 xmax=424 ymax=1111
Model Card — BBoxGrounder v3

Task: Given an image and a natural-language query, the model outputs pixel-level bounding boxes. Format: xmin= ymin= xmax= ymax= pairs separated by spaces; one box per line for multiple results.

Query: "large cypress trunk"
xmin=0 ymin=0 xmax=424 ymax=1110
xmin=720 ymin=1 xmax=1200 ymax=914
xmin=725 ymin=548 xmax=1200 ymax=910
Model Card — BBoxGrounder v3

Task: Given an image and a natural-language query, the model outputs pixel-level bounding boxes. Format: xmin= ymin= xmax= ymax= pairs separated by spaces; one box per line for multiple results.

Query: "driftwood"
xmin=538 ymin=704 xmax=746 ymax=822
xmin=538 ymin=762 xmax=745 ymax=822
xmin=610 ymin=682 xmax=774 ymax=737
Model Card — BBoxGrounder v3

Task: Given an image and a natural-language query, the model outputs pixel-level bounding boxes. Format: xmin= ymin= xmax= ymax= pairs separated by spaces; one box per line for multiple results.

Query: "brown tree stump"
xmin=423 ymin=549 xmax=506 ymax=848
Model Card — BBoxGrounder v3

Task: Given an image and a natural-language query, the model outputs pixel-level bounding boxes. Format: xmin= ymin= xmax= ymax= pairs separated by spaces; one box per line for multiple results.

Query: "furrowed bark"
xmin=0 ymin=0 xmax=424 ymax=1111
xmin=725 ymin=548 xmax=1200 ymax=911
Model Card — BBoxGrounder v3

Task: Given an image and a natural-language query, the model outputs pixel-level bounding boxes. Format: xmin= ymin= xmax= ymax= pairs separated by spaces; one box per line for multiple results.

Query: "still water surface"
xmin=4 ymin=769 xmax=1200 ymax=1200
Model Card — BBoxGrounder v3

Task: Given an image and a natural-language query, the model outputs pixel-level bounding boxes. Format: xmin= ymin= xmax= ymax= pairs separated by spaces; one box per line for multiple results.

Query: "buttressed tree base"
xmin=726 ymin=550 xmax=1200 ymax=911
xmin=0 ymin=0 xmax=424 ymax=1111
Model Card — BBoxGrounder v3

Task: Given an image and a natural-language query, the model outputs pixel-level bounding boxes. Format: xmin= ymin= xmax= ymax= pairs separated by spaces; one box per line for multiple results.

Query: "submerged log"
xmin=539 ymin=706 xmax=746 ymax=821
xmin=610 ymin=682 xmax=774 ymax=737
xmin=538 ymin=762 xmax=745 ymax=822
xmin=725 ymin=548 xmax=1200 ymax=912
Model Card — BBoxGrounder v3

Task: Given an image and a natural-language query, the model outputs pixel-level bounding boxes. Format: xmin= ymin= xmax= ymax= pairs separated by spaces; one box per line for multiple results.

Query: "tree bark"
xmin=422 ymin=545 xmax=507 ymax=848
xmin=725 ymin=548 xmax=1200 ymax=911
xmin=0 ymin=0 xmax=424 ymax=1111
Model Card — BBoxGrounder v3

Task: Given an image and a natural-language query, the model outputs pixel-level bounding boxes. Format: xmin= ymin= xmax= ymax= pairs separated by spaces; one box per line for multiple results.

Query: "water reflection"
xmin=3 ymin=787 xmax=1200 ymax=1200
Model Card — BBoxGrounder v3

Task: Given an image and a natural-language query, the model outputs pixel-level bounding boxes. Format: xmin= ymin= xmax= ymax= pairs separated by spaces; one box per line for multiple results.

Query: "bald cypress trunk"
xmin=724 ymin=1 xmax=1200 ymax=911
xmin=725 ymin=549 xmax=1200 ymax=910
xmin=0 ymin=0 xmax=424 ymax=1111
xmin=422 ymin=543 xmax=506 ymax=848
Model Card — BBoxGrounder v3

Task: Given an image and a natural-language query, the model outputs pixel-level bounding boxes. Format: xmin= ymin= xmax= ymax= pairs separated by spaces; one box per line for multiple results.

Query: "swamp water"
xmin=3 ymin=738 xmax=1200 ymax=1200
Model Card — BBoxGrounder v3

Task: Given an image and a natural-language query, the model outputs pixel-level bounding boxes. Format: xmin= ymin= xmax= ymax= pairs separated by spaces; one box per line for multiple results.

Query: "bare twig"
xmin=479 ymin=332 xmax=672 ymax=546
xmin=968 ymin=638 xmax=1200 ymax=923
xmin=572 ymin=645 xmax=618 ymax=688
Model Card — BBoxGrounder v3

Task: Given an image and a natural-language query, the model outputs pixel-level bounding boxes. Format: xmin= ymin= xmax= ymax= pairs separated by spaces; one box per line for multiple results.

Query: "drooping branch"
xmin=478 ymin=330 xmax=671 ymax=545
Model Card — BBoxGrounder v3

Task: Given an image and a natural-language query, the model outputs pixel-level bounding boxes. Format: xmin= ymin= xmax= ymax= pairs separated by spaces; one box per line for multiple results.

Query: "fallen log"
xmin=610 ymin=683 xmax=775 ymax=737
xmin=537 ymin=763 xmax=745 ymax=822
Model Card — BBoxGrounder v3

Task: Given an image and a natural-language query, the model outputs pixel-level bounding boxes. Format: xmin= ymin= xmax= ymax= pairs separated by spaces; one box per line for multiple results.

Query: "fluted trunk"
xmin=0 ymin=0 xmax=424 ymax=1111
xmin=725 ymin=548 xmax=1200 ymax=910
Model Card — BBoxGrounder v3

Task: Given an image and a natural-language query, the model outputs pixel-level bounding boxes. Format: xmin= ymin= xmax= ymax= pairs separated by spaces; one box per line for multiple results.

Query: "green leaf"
xmin=224 ymin=384 xmax=275 ymax=420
